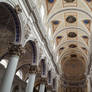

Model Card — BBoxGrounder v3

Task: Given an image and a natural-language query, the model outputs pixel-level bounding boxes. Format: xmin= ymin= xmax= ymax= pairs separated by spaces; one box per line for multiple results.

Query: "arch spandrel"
xmin=15 ymin=40 xmax=37 ymax=81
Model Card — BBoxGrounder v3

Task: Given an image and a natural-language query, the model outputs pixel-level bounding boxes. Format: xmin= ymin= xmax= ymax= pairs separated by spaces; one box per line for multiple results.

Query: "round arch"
xmin=16 ymin=40 xmax=37 ymax=80
xmin=0 ymin=2 xmax=21 ymax=60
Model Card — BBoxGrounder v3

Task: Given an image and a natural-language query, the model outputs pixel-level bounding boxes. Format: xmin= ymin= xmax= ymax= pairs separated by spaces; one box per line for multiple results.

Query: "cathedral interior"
xmin=0 ymin=0 xmax=92 ymax=92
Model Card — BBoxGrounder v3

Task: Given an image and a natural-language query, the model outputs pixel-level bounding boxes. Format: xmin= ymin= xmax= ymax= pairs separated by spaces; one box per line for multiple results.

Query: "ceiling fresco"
xmin=30 ymin=0 xmax=92 ymax=91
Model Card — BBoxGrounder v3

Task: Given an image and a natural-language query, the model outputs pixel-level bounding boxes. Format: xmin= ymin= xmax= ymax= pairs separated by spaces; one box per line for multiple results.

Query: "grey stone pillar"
xmin=39 ymin=84 xmax=45 ymax=92
xmin=39 ymin=78 xmax=47 ymax=92
xmin=26 ymin=74 xmax=36 ymax=92
xmin=0 ymin=44 xmax=23 ymax=92
xmin=26 ymin=66 xmax=37 ymax=92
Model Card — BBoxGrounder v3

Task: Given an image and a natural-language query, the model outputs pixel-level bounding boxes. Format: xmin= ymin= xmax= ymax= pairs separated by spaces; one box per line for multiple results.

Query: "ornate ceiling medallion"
xmin=69 ymin=44 xmax=77 ymax=48
xmin=64 ymin=0 xmax=75 ymax=3
xmin=71 ymin=54 xmax=77 ymax=58
xmin=66 ymin=16 xmax=76 ymax=23
xmin=68 ymin=32 xmax=77 ymax=38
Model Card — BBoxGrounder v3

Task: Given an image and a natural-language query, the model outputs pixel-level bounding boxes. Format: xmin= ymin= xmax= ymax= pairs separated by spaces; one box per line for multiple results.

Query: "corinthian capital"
xmin=8 ymin=43 xmax=25 ymax=56
xmin=40 ymin=77 xmax=47 ymax=84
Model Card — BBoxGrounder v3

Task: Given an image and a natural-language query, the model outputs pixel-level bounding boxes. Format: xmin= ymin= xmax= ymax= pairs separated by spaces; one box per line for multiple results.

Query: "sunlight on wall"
xmin=16 ymin=70 xmax=23 ymax=79
xmin=0 ymin=59 xmax=8 ymax=68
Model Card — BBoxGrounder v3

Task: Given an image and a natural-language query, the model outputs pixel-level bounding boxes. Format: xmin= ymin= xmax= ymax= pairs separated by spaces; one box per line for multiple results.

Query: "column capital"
xmin=40 ymin=77 xmax=47 ymax=84
xmin=8 ymin=43 xmax=25 ymax=56
xmin=29 ymin=65 xmax=37 ymax=74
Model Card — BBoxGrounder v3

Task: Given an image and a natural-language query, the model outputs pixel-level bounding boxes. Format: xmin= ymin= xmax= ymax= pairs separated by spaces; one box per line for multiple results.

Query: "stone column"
xmin=39 ymin=78 xmax=47 ymax=92
xmin=26 ymin=66 xmax=37 ymax=92
xmin=0 ymin=44 xmax=24 ymax=92
xmin=39 ymin=84 xmax=45 ymax=92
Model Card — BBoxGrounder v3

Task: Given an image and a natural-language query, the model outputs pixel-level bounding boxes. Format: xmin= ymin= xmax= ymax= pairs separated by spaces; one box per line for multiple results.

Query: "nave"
xmin=0 ymin=0 xmax=92 ymax=92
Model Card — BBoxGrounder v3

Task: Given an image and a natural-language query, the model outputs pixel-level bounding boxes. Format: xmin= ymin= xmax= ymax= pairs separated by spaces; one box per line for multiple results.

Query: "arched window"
xmin=53 ymin=78 xmax=56 ymax=90
xmin=48 ymin=70 xmax=52 ymax=84
xmin=41 ymin=59 xmax=46 ymax=76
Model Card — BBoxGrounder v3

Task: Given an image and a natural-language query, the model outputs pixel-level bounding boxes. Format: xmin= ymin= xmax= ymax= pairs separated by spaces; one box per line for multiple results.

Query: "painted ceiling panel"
xmin=34 ymin=0 xmax=92 ymax=91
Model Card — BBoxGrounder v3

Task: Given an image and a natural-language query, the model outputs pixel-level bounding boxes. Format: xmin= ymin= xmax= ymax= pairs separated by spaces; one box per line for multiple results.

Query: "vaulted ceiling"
xmin=28 ymin=0 xmax=92 ymax=91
